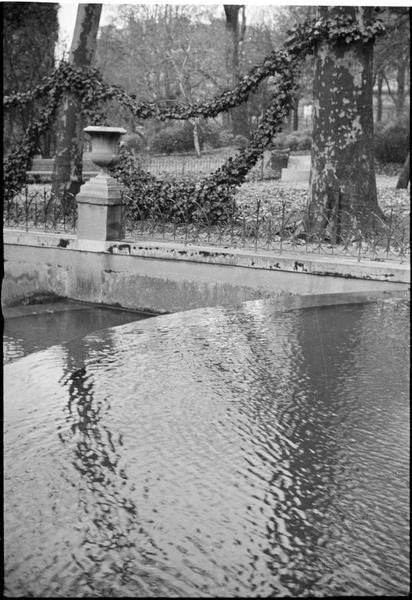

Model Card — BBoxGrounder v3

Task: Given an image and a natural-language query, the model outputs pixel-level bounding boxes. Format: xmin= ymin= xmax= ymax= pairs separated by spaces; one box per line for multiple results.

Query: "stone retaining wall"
xmin=3 ymin=230 xmax=409 ymax=313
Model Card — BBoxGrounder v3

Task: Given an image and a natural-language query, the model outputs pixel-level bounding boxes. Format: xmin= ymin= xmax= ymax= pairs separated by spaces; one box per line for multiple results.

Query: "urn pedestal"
xmin=76 ymin=126 xmax=126 ymax=241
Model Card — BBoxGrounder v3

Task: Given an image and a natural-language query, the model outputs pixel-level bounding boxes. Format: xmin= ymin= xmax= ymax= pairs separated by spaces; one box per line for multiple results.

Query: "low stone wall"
xmin=2 ymin=229 xmax=409 ymax=313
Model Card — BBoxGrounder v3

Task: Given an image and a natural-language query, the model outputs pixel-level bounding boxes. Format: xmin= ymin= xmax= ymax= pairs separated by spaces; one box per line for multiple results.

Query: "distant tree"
xmin=396 ymin=152 xmax=410 ymax=189
xmin=97 ymin=5 xmax=227 ymax=103
xmin=224 ymin=4 xmax=249 ymax=138
xmin=374 ymin=7 xmax=410 ymax=121
xmin=3 ymin=2 xmax=58 ymax=156
xmin=96 ymin=5 xmax=229 ymax=149
xmin=52 ymin=3 xmax=102 ymax=198
xmin=242 ymin=5 xmax=316 ymax=134
xmin=308 ymin=6 xmax=384 ymax=239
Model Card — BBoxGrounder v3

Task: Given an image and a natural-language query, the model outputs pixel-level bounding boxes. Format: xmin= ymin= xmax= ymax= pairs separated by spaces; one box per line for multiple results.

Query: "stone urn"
xmin=84 ymin=126 xmax=126 ymax=173
xmin=76 ymin=126 xmax=127 ymax=243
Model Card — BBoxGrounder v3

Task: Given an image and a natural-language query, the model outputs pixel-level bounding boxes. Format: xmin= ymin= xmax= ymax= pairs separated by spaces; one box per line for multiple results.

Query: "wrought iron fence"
xmin=121 ymin=193 xmax=410 ymax=263
xmin=3 ymin=185 xmax=77 ymax=233
xmin=3 ymin=183 xmax=409 ymax=265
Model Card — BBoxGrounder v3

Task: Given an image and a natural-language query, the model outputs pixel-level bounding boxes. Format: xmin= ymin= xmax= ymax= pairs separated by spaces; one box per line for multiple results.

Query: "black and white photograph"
xmin=3 ymin=0 xmax=410 ymax=596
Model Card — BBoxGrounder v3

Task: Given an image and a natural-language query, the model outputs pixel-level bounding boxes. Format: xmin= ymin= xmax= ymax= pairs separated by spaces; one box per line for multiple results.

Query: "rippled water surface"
xmin=4 ymin=298 xmax=410 ymax=597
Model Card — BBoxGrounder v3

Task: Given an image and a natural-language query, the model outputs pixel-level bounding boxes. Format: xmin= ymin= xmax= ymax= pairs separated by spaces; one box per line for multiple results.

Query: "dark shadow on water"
xmin=3 ymin=304 xmax=155 ymax=363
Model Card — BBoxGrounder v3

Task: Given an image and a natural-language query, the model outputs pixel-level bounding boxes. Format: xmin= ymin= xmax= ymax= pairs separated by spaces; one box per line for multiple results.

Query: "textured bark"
xmin=224 ymin=5 xmax=249 ymax=138
xmin=308 ymin=7 xmax=383 ymax=238
xmin=52 ymin=4 xmax=102 ymax=199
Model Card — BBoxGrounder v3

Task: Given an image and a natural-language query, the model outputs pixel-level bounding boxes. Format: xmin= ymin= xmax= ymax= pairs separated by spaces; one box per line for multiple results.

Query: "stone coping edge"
xmin=3 ymin=228 xmax=410 ymax=284
xmin=3 ymin=298 xmax=158 ymax=320
xmin=3 ymin=290 xmax=409 ymax=324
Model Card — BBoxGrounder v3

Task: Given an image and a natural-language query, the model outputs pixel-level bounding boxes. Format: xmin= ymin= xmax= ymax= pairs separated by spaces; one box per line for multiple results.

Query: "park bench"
xmin=26 ymin=157 xmax=99 ymax=183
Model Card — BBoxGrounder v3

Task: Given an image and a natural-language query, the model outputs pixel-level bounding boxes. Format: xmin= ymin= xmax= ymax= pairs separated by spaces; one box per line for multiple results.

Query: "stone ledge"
xmin=103 ymin=239 xmax=410 ymax=284
xmin=4 ymin=229 xmax=77 ymax=248
xmin=3 ymin=228 xmax=410 ymax=284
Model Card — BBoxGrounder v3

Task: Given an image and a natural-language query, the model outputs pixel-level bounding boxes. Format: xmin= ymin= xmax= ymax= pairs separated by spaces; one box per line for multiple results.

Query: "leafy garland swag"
xmin=4 ymin=12 xmax=385 ymax=215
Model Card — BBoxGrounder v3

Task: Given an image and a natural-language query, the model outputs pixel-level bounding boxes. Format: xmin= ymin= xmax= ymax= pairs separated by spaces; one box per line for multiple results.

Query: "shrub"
xmin=233 ymin=134 xmax=249 ymax=149
xmin=200 ymin=122 xmax=222 ymax=149
xmin=374 ymin=119 xmax=410 ymax=163
xmin=120 ymin=132 xmax=147 ymax=153
xmin=112 ymin=149 xmax=237 ymax=225
xmin=151 ymin=122 xmax=203 ymax=154
xmin=271 ymin=129 xmax=312 ymax=151
xmin=218 ymin=129 xmax=235 ymax=147
xmin=374 ymin=159 xmax=404 ymax=177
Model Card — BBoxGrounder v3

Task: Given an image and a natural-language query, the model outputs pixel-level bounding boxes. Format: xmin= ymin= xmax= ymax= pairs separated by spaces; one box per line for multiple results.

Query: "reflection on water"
xmin=4 ymin=298 xmax=410 ymax=597
xmin=3 ymin=305 xmax=152 ymax=364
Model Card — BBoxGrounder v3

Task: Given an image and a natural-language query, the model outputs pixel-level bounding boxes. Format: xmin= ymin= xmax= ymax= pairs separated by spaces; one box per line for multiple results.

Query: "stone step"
xmin=281 ymin=168 xmax=310 ymax=182
xmin=288 ymin=155 xmax=311 ymax=169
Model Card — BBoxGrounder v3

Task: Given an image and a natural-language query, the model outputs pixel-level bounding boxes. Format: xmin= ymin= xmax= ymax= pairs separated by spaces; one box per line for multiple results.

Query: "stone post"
xmin=76 ymin=126 xmax=126 ymax=242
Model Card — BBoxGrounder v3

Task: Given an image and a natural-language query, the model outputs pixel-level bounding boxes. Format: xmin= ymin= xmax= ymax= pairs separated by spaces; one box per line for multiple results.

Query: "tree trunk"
xmin=224 ymin=4 xmax=249 ymax=139
xmin=396 ymin=152 xmax=410 ymax=189
xmin=52 ymin=4 xmax=102 ymax=200
xmin=396 ymin=60 xmax=406 ymax=118
xmin=191 ymin=119 xmax=201 ymax=158
xmin=308 ymin=6 xmax=383 ymax=240
xmin=292 ymin=98 xmax=299 ymax=131
xmin=376 ymin=71 xmax=383 ymax=122
xmin=287 ymin=111 xmax=292 ymax=132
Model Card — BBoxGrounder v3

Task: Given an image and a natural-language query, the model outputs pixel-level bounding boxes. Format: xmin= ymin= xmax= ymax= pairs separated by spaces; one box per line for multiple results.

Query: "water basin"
xmin=4 ymin=296 xmax=410 ymax=597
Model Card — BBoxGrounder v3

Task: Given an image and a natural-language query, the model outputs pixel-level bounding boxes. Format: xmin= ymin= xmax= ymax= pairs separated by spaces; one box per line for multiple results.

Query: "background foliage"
xmin=3 ymin=4 xmax=409 ymax=222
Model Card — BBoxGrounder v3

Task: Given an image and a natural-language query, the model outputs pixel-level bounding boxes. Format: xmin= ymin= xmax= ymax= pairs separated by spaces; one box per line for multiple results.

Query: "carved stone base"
xmin=76 ymin=173 xmax=123 ymax=241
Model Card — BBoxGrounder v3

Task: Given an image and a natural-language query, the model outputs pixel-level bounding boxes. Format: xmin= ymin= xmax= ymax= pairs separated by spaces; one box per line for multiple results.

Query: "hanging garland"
xmin=3 ymin=12 xmax=385 ymax=114
xmin=112 ymin=68 xmax=297 ymax=222
xmin=3 ymin=11 xmax=385 ymax=208
xmin=4 ymin=49 xmax=298 ymax=120
xmin=3 ymin=80 xmax=108 ymax=202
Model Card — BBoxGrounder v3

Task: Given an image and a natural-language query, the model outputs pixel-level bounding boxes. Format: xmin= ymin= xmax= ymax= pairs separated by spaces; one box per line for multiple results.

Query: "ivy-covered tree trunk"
xmin=3 ymin=3 xmax=59 ymax=156
xmin=308 ymin=6 xmax=384 ymax=239
xmin=52 ymin=3 xmax=102 ymax=199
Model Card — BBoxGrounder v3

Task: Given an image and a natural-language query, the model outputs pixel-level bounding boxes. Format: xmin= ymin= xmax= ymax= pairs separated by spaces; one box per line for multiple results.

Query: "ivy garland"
xmin=112 ymin=69 xmax=297 ymax=222
xmin=4 ymin=12 xmax=385 ymax=209
xmin=4 ymin=49 xmax=298 ymax=121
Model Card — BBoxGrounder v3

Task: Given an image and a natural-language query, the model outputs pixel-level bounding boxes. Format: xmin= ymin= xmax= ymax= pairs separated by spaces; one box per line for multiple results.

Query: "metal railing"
xmin=3 ymin=182 xmax=409 ymax=264
xmin=120 ymin=193 xmax=410 ymax=263
xmin=3 ymin=185 xmax=77 ymax=233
